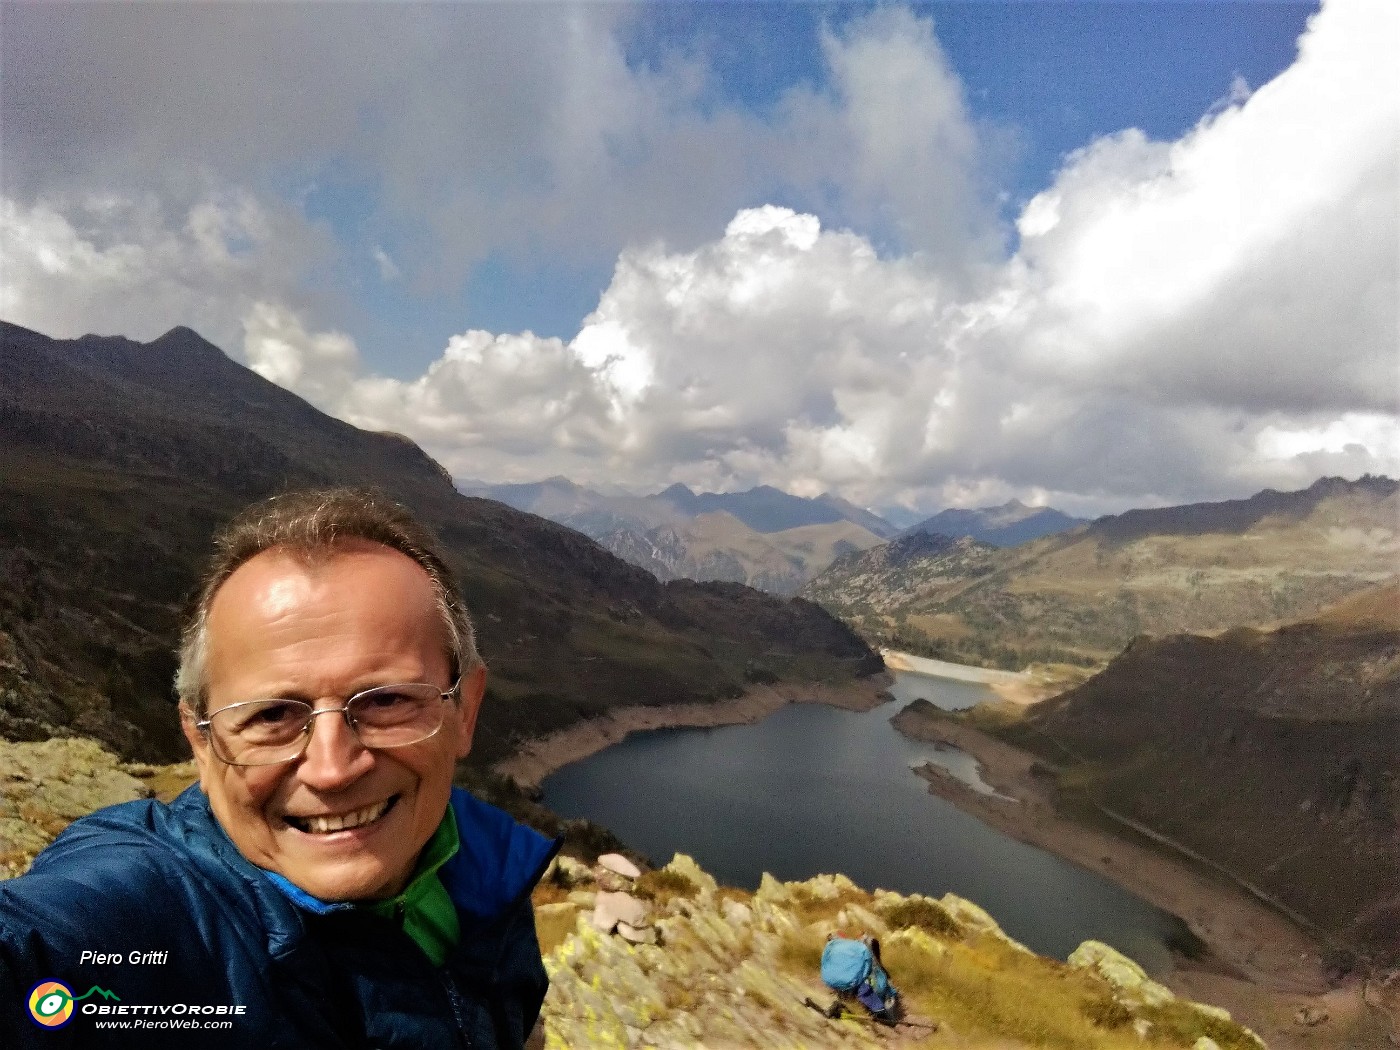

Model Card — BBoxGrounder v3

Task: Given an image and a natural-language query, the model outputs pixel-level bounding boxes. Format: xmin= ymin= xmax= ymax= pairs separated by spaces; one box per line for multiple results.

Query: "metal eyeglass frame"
xmin=196 ymin=678 xmax=462 ymax=767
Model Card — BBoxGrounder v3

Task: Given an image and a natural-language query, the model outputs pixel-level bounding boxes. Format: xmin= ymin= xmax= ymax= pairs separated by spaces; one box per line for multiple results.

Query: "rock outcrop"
xmin=534 ymin=854 xmax=1263 ymax=1049
xmin=590 ymin=853 xmax=660 ymax=944
xmin=0 ymin=737 xmax=196 ymax=876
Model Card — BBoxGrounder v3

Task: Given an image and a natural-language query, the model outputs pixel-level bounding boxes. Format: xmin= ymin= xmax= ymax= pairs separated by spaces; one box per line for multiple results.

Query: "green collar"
xmin=368 ymin=807 xmax=461 ymax=965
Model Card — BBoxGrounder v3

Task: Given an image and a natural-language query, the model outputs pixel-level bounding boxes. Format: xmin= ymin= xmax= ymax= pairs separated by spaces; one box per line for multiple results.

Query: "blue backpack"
xmin=820 ymin=937 xmax=874 ymax=993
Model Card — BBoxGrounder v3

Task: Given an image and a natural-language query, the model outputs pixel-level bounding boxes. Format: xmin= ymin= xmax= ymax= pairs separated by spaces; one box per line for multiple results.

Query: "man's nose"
xmin=296 ymin=708 xmax=374 ymax=788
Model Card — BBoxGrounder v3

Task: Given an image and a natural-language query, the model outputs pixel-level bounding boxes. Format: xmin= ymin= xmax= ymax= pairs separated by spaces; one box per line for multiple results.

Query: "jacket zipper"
xmin=440 ymin=968 xmax=473 ymax=1049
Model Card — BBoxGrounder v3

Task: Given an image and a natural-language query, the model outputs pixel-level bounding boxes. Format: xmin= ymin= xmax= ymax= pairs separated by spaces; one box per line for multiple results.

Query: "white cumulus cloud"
xmin=2 ymin=0 xmax=1394 ymax=516
xmin=1 ymin=190 xmax=329 ymax=349
xmin=327 ymin=0 xmax=1396 ymax=509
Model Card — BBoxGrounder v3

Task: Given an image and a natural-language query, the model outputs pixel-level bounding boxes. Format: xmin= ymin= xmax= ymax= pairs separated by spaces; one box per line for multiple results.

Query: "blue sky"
xmin=307 ymin=2 xmax=1321 ymax=372
xmin=3 ymin=0 xmax=1394 ymax=515
xmin=622 ymin=2 xmax=1316 ymax=216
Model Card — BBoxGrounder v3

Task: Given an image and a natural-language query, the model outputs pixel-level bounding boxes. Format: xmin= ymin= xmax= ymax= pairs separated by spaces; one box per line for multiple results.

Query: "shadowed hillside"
xmin=0 ymin=321 xmax=880 ymax=764
xmin=988 ymin=584 xmax=1400 ymax=966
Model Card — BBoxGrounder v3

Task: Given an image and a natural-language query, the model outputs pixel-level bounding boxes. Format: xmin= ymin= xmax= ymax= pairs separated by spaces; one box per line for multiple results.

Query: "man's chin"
xmin=271 ymin=850 xmax=410 ymax=903
xmin=269 ymin=800 xmax=415 ymax=900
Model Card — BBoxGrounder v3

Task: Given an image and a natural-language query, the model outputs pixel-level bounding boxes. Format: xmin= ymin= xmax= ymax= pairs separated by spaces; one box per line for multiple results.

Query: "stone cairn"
xmin=590 ymin=853 xmax=657 ymax=945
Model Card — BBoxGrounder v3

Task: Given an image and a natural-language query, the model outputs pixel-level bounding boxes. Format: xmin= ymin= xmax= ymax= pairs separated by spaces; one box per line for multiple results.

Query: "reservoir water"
xmin=542 ymin=668 xmax=1187 ymax=972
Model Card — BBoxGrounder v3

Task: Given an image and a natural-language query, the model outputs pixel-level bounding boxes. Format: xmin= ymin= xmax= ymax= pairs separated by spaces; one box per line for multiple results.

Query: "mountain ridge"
xmin=804 ymin=476 xmax=1398 ymax=669
xmin=902 ymin=499 xmax=1087 ymax=547
xmin=0 ymin=321 xmax=880 ymax=764
xmin=460 ymin=476 xmax=895 ymax=593
xmin=1088 ymin=475 xmax=1398 ymax=544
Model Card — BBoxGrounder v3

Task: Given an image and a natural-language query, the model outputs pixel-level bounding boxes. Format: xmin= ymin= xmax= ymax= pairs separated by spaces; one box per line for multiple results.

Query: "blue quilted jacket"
xmin=0 ymin=785 xmax=559 ymax=1049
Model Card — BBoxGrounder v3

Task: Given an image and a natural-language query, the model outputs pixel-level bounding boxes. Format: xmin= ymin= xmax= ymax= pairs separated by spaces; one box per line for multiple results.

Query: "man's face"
xmin=182 ymin=540 xmax=484 ymax=901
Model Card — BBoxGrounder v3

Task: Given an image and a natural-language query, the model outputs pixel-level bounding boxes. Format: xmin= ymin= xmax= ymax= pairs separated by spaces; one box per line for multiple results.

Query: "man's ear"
xmin=452 ymin=664 xmax=487 ymax=760
xmin=180 ymin=704 xmax=213 ymax=792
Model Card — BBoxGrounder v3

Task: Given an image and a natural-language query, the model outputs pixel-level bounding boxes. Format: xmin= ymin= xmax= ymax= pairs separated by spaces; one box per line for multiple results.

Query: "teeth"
xmin=293 ymin=799 xmax=391 ymax=834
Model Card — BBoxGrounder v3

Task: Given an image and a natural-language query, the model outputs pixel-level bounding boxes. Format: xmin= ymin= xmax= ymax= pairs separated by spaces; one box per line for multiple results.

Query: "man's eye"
xmin=238 ymin=702 xmax=303 ymax=731
xmin=361 ymin=690 xmax=411 ymax=709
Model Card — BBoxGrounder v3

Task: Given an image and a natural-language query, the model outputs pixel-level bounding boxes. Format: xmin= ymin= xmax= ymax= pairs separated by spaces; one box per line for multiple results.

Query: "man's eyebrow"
xmin=286 ymin=676 xmax=436 ymax=699
xmin=220 ymin=684 xmax=317 ymax=704
xmin=347 ymin=670 xmax=440 ymax=689
xmin=220 ymin=667 xmax=441 ymax=703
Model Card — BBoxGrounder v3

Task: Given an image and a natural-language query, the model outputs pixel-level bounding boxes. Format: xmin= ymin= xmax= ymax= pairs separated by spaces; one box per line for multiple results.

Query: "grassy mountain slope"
xmin=0 ymin=321 xmax=880 ymax=765
xmin=764 ymin=519 xmax=887 ymax=578
xmin=989 ymin=582 xmax=1400 ymax=965
xmin=804 ymin=477 xmax=1398 ymax=669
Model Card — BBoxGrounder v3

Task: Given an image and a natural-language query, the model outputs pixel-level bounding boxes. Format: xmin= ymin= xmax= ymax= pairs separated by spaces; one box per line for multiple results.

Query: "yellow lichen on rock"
xmin=1069 ymin=939 xmax=1177 ymax=1006
xmin=936 ymin=893 xmax=1008 ymax=940
xmin=1067 ymin=941 xmax=1265 ymax=1049
xmin=663 ymin=853 xmax=718 ymax=901
xmin=1 ymin=737 xmax=196 ymax=877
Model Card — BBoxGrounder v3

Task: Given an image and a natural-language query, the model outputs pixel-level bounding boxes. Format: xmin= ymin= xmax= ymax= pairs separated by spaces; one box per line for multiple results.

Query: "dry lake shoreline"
xmin=492 ymin=673 xmax=891 ymax=790
xmin=498 ymin=655 xmax=1393 ymax=1047
xmin=886 ymin=665 xmax=1391 ymax=1049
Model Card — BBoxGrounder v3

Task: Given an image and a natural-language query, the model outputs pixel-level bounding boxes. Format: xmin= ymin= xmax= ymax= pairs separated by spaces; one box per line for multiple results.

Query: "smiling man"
xmin=0 ymin=489 xmax=559 ymax=1048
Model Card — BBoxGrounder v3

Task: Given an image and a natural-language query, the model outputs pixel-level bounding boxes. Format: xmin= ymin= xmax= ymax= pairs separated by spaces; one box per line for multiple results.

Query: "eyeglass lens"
xmin=207 ymin=684 xmax=447 ymax=765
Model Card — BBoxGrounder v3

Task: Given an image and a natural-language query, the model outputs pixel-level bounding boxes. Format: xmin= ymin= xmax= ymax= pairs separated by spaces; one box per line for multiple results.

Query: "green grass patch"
xmin=1081 ymin=994 xmax=1133 ymax=1030
xmin=889 ymin=935 xmax=1165 ymax=1050
xmin=774 ymin=926 xmax=827 ymax=977
xmin=1139 ymin=1001 xmax=1259 ymax=1050
xmin=784 ymin=883 xmax=872 ymax=926
xmin=876 ymin=897 xmax=962 ymax=940
xmin=533 ymin=905 xmax=579 ymax=957
xmin=635 ymin=868 xmax=699 ymax=905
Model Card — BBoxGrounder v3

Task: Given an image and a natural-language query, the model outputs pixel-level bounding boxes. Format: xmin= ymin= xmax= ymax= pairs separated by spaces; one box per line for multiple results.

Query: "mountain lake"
xmin=542 ymin=666 xmax=1190 ymax=973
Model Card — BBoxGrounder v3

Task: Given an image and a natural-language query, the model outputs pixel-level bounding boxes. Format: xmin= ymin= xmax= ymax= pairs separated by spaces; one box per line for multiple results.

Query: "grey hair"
xmin=176 ymin=488 xmax=480 ymax=716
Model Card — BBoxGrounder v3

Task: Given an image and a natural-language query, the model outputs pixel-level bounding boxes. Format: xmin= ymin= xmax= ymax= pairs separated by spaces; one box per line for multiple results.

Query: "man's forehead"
xmin=212 ymin=540 xmax=433 ymax=614
xmin=253 ymin=571 xmax=314 ymax=621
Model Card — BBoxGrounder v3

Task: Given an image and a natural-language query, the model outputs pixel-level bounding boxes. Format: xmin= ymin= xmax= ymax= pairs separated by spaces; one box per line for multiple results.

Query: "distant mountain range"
xmin=0 ymin=321 xmax=879 ymax=764
xmin=901 ymin=499 xmax=1086 ymax=547
xmin=458 ymin=478 xmax=900 ymax=594
xmin=654 ymin=483 xmax=901 ymax=536
xmin=805 ymin=475 xmax=1399 ymax=670
xmin=460 ymin=480 xmax=1084 ymax=594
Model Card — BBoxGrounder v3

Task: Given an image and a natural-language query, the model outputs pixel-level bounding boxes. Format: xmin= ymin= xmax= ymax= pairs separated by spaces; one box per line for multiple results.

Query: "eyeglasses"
xmin=197 ymin=681 xmax=460 ymax=767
